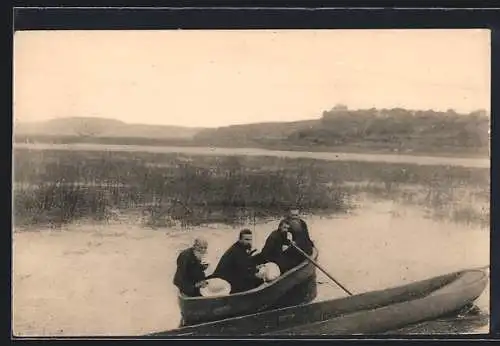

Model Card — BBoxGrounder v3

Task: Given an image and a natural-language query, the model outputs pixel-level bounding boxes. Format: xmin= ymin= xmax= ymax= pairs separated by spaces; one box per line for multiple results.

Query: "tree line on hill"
xmin=193 ymin=106 xmax=489 ymax=155
xmin=291 ymin=106 xmax=489 ymax=151
xmin=14 ymin=106 xmax=489 ymax=156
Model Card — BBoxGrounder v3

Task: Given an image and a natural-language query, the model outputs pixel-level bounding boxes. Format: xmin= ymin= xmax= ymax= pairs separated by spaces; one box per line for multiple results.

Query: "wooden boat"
xmin=149 ymin=268 xmax=488 ymax=336
xmin=177 ymin=247 xmax=319 ymax=326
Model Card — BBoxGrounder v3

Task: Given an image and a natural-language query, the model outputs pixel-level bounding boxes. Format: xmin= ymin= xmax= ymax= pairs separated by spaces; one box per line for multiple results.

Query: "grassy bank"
xmin=13 ymin=148 xmax=490 ymax=229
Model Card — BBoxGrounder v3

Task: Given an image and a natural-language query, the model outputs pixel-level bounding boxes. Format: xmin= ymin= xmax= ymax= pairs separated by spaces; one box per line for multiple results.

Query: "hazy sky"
xmin=13 ymin=29 xmax=490 ymax=128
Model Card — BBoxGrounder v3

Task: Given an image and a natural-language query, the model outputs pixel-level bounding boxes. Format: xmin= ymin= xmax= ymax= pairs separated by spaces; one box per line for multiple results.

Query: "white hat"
xmin=257 ymin=262 xmax=281 ymax=282
xmin=200 ymin=278 xmax=232 ymax=297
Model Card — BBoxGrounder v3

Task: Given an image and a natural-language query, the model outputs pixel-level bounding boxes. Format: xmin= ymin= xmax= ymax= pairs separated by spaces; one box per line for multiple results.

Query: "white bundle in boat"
xmin=256 ymin=262 xmax=281 ymax=282
xmin=199 ymin=278 xmax=232 ymax=297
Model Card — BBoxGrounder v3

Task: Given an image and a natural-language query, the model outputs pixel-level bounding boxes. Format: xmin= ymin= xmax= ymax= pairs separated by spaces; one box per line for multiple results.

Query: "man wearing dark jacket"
xmin=256 ymin=210 xmax=315 ymax=273
xmin=211 ymin=229 xmax=263 ymax=294
xmin=283 ymin=208 xmax=314 ymax=256
xmin=173 ymin=237 xmax=209 ymax=297
xmin=254 ymin=220 xmax=295 ymax=272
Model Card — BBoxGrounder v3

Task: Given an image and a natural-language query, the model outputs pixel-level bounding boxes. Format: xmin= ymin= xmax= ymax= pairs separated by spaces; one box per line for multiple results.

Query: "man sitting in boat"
xmin=256 ymin=218 xmax=314 ymax=273
xmin=210 ymin=229 xmax=264 ymax=294
xmin=173 ymin=237 xmax=210 ymax=297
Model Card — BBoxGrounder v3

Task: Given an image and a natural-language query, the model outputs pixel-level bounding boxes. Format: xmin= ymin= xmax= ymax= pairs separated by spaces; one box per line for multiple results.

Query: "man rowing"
xmin=256 ymin=210 xmax=314 ymax=273
xmin=254 ymin=220 xmax=294 ymax=272
xmin=211 ymin=229 xmax=264 ymax=294
xmin=173 ymin=237 xmax=210 ymax=297
xmin=282 ymin=208 xmax=314 ymax=256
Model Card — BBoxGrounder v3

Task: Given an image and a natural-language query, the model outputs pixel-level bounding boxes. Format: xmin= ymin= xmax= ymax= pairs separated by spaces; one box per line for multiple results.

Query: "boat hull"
xmin=270 ymin=270 xmax=488 ymax=335
xmin=178 ymin=247 xmax=319 ymax=326
xmin=149 ymin=269 xmax=488 ymax=336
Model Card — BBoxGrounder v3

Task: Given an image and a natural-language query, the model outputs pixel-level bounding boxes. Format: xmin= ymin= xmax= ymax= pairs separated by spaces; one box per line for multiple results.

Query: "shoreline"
xmin=13 ymin=143 xmax=490 ymax=169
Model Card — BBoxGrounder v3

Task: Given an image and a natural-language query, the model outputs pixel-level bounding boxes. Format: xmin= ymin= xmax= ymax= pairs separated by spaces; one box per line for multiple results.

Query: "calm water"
xmin=306 ymin=202 xmax=489 ymax=335
xmin=13 ymin=200 xmax=489 ymax=336
xmin=13 ymin=143 xmax=490 ymax=168
xmin=180 ymin=200 xmax=490 ymax=335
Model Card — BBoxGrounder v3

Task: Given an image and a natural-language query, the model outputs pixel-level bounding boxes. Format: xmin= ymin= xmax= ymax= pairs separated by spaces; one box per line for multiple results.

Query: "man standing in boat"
xmin=173 ymin=237 xmax=210 ymax=297
xmin=211 ymin=229 xmax=264 ymax=294
xmin=283 ymin=208 xmax=314 ymax=256
xmin=256 ymin=209 xmax=315 ymax=273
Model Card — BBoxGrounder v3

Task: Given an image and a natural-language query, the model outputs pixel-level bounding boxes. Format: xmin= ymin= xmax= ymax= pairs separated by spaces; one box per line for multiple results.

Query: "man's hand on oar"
xmin=195 ymin=280 xmax=209 ymax=289
xmin=282 ymin=232 xmax=294 ymax=251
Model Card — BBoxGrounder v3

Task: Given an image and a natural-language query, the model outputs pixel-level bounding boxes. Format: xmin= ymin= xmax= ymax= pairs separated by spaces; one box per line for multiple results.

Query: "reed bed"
xmin=13 ymin=149 xmax=349 ymax=228
xmin=13 ymin=148 xmax=489 ymax=229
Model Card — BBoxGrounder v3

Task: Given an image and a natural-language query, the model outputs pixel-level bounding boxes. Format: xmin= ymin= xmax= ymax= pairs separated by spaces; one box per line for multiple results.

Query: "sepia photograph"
xmin=12 ymin=29 xmax=490 ymax=337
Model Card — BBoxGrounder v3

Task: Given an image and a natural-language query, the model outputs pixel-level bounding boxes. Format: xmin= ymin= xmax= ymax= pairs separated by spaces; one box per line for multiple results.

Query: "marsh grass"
xmin=13 ymin=149 xmax=489 ymax=229
xmin=13 ymin=150 xmax=349 ymax=229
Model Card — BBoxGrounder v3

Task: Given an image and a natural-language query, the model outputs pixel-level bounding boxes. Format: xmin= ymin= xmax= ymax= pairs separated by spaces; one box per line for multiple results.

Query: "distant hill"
xmin=13 ymin=108 xmax=490 ymax=157
xmin=294 ymin=107 xmax=490 ymax=155
xmin=14 ymin=117 xmax=203 ymax=139
xmin=192 ymin=107 xmax=490 ymax=156
xmin=193 ymin=119 xmax=320 ymax=146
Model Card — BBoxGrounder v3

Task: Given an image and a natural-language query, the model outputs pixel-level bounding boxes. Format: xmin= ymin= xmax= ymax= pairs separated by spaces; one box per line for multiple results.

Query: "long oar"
xmin=289 ymin=241 xmax=353 ymax=296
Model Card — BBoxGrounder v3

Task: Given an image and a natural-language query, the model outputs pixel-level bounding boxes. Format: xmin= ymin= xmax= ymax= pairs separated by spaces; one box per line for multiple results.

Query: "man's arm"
xmin=301 ymin=220 xmax=315 ymax=246
xmin=211 ymin=251 xmax=232 ymax=280
xmin=175 ymin=252 xmax=195 ymax=294
xmin=301 ymin=219 xmax=308 ymax=232
xmin=257 ymin=232 xmax=282 ymax=264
